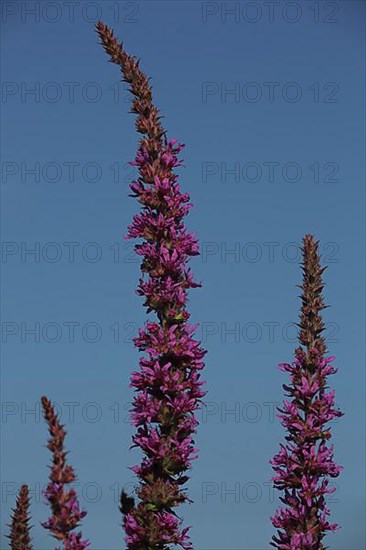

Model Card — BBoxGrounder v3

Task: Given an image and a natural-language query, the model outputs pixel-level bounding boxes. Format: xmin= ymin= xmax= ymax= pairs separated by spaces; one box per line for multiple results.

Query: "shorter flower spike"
xmin=40 ymin=396 xmax=90 ymax=550
xmin=270 ymin=235 xmax=343 ymax=549
xmin=7 ymin=484 xmax=33 ymax=550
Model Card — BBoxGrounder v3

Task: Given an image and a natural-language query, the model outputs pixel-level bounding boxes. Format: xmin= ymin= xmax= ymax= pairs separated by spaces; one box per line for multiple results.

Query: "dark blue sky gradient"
xmin=1 ymin=1 xmax=365 ymax=548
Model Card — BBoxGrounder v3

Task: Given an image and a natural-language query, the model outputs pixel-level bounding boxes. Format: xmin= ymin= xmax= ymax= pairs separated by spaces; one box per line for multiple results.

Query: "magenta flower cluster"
xmin=270 ymin=347 xmax=343 ymax=548
xmin=122 ymin=136 xmax=207 ymax=549
xmin=40 ymin=396 xmax=90 ymax=550
xmin=42 ymin=484 xmax=88 ymax=550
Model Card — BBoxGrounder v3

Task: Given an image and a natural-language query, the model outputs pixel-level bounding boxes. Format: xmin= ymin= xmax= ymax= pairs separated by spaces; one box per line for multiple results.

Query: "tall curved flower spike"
xmin=41 ymin=396 xmax=89 ymax=550
xmin=7 ymin=484 xmax=33 ymax=550
xmin=270 ymin=235 xmax=343 ymax=549
xmin=95 ymin=22 xmax=206 ymax=550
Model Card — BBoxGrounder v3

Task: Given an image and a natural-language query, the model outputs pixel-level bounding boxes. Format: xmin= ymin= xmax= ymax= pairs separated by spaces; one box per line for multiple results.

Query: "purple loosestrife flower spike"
xmin=270 ymin=235 xmax=343 ymax=549
xmin=40 ymin=396 xmax=89 ymax=550
xmin=95 ymin=22 xmax=206 ymax=550
xmin=7 ymin=484 xmax=33 ymax=550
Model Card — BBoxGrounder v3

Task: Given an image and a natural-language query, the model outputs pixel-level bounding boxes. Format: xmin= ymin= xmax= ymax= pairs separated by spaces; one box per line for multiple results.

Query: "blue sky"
xmin=1 ymin=1 xmax=365 ymax=548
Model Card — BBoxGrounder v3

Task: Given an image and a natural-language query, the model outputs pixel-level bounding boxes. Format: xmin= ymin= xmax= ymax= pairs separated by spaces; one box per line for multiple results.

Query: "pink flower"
xmin=270 ymin=235 xmax=343 ymax=549
xmin=40 ymin=397 xmax=89 ymax=550
xmin=96 ymin=23 xmax=206 ymax=548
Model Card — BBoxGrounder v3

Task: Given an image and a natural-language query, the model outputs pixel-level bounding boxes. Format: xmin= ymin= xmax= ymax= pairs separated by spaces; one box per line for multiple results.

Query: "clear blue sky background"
xmin=1 ymin=1 xmax=365 ymax=549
